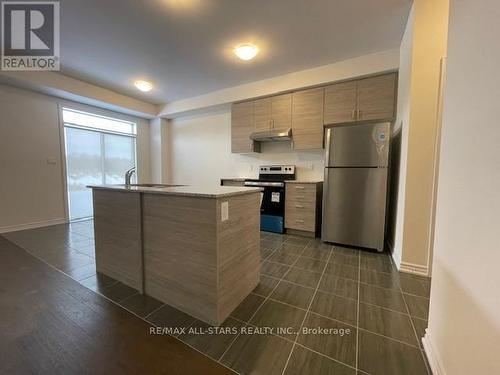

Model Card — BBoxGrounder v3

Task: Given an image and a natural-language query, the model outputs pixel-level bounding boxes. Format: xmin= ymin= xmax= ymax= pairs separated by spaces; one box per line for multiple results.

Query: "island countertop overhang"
xmin=88 ymin=184 xmax=262 ymax=198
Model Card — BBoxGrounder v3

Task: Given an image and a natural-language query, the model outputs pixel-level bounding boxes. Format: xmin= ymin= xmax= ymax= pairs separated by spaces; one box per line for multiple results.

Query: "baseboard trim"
xmin=0 ymin=218 xmax=68 ymax=234
xmin=399 ymin=261 xmax=429 ymax=276
xmin=391 ymin=247 xmax=402 ymax=270
xmin=423 ymin=329 xmax=445 ymax=375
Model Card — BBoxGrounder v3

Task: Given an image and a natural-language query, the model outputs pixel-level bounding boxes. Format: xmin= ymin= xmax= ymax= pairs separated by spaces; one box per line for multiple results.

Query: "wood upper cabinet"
xmin=271 ymin=93 xmax=292 ymax=129
xmin=254 ymin=94 xmax=292 ymax=131
xmin=324 ymin=81 xmax=357 ymax=125
xmin=253 ymin=97 xmax=272 ymax=131
xmin=292 ymin=87 xmax=324 ymax=150
xmin=230 ymin=72 xmax=397 ymax=153
xmin=231 ymin=101 xmax=260 ymax=153
xmin=357 ymin=73 xmax=397 ymax=121
xmin=324 ymin=73 xmax=397 ymax=125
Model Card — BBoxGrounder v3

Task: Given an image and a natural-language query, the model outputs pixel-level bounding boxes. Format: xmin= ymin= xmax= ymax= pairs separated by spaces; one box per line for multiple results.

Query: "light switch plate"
xmin=221 ymin=201 xmax=229 ymax=221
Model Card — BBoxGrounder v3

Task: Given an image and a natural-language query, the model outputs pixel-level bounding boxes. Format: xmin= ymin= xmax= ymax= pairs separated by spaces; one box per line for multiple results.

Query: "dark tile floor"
xmin=3 ymin=220 xmax=432 ymax=375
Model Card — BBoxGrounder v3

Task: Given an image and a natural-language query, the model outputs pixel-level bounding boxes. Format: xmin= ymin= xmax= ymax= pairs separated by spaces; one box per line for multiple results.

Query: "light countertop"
xmin=285 ymin=180 xmax=323 ymax=184
xmin=221 ymin=177 xmax=323 ymax=184
xmin=88 ymin=184 xmax=262 ymax=198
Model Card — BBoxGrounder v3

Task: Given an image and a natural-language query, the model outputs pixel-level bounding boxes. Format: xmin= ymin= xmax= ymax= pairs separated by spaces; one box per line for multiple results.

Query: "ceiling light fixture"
xmin=234 ymin=44 xmax=259 ymax=61
xmin=134 ymin=80 xmax=153 ymax=92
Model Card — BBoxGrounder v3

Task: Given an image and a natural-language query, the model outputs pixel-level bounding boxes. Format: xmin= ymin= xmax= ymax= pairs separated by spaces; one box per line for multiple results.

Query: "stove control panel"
xmin=259 ymin=165 xmax=295 ymax=175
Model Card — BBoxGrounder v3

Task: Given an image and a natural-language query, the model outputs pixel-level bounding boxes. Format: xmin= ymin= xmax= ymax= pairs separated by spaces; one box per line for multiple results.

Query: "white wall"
xmin=166 ymin=110 xmax=324 ymax=186
xmin=389 ymin=0 xmax=449 ymax=276
xmin=424 ymin=0 xmax=500 ymax=374
xmin=149 ymin=117 xmax=169 ymax=183
xmin=0 ymin=83 xmax=150 ymax=232
xmin=388 ymin=5 xmax=414 ymax=266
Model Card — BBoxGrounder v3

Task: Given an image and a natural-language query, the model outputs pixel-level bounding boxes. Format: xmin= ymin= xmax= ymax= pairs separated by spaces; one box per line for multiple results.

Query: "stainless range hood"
xmin=250 ymin=128 xmax=292 ymax=142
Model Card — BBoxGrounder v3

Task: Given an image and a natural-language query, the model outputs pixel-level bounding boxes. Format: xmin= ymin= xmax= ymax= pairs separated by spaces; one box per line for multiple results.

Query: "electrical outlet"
xmin=221 ymin=201 xmax=229 ymax=221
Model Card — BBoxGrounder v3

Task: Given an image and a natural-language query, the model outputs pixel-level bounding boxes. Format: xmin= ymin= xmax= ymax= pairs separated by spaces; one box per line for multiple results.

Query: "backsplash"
xmin=167 ymin=110 xmax=325 ymax=186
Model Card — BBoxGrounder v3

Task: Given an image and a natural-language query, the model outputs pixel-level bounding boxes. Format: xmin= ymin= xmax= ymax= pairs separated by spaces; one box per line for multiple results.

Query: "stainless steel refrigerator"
xmin=322 ymin=122 xmax=390 ymax=251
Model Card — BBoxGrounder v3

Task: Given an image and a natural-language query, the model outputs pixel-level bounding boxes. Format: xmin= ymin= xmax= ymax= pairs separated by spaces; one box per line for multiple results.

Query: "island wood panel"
xmin=142 ymin=194 xmax=219 ymax=324
xmin=93 ymin=190 xmax=143 ymax=291
xmin=216 ymin=192 xmax=260 ymax=322
xmin=291 ymin=87 xmax=325 ymax=150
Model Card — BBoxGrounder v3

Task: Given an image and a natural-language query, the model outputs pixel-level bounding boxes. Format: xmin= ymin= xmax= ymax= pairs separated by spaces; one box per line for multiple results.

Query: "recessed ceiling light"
xmin=134 ymin=80 xmax=153 ymax=92
xmin=234 ymin=44 xmax=259 ymax=61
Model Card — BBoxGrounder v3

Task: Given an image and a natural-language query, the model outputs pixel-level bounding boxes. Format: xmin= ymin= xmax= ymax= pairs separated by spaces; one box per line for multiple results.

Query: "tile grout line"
xmin=233 ymin=316 xmax=360 ymax=372
xmin=280 ymin=244 xmax=335 ymax=375
xmin=355 ymin=249 xmax=361 ymax=372
xmin=260 ymin=236 xmax=303 ymax=262
xmin=218 ymin=237 xmax=312 ymax=364
xmin=13 ymin=227 xmax=410 ymax=374
xmin=233 ymin=295 xmax=422 ymax=350
xmin=143 ymin=303 xmax=166 ymax=320
xmin=117 ymin=291 xmax=140 ymax=304
xmin=388 ymin=250 xmax=431 ymax=375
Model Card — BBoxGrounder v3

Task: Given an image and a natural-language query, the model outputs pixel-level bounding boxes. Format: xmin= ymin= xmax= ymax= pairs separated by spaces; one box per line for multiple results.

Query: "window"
xmin=63 ymin=108 xmax=137 ymax=221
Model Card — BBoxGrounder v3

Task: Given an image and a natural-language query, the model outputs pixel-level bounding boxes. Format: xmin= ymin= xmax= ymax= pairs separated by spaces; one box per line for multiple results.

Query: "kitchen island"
xmin=89 ymin=184 xmax=261 ymax=325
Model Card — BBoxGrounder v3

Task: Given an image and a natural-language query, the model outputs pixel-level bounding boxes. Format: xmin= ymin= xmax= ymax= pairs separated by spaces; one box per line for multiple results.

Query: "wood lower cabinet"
xmin=357 ymin=73 xmax=397 ymax=121
xmin=285 ymin=182 xmax=323 ymax=237
xmin=231 ymin=101 xmax=260 ymax=153
xmin=292 ymin=87 xmax=324 ymax=150
xmin=324 ymin=81 xmax=357 ymax=125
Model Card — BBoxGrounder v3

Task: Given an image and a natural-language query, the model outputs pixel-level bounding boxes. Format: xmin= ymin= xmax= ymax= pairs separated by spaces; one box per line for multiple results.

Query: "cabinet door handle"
xmin=357 ymin=109 xmax=361 ymax=119
xmin=352 ymin=109 xmax=356 ymax=120
xmin=295 ymin=219 xmax=305 ymax=223
xmin=295 ymin=205 xmax=304 ymax=209
xmin=295 ymin=186 xmax=305 ymax=190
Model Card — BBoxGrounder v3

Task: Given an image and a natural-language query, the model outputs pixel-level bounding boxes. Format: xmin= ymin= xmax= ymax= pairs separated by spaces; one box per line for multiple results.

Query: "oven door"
xmin=245 ymin=181 xmax=285 ymax=233
xmin=260 ymin=185 xmax=285 ymax=233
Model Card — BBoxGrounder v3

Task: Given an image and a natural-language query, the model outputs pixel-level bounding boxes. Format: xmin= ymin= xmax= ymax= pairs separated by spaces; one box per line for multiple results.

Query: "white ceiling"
xmin=60 ymin=0 xmax=411 ymax=104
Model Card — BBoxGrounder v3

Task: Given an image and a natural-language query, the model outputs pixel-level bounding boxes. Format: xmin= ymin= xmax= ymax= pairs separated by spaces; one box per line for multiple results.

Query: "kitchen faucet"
xmin=125 ymin=166 xmax=136 ymax=187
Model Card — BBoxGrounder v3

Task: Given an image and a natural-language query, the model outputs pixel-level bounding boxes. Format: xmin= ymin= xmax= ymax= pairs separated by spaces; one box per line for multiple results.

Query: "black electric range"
xmin=244 ymin=165 xmax=296 ymax=233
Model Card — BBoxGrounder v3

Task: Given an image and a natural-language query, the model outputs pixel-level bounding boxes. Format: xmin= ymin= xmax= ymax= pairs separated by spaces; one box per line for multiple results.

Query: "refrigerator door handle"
xmin=321 ymin=167 xmax=331 ymax=242
xmin=324 ymin=127 xmax=332 ymax=168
